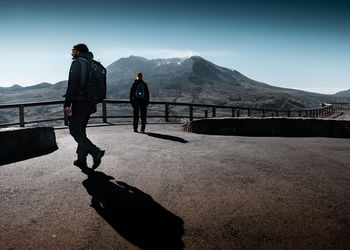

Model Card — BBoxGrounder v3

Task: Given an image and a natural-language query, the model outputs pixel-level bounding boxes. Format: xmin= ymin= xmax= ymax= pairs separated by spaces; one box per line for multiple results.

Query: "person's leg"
xmin=69 ymin=101 xmax=99 ymax=165
xmin=133 ymin=103 xmax=140 ymax=132
xmin=81 ymin=104 xmax=105 ymax=169
xmin=75 ymin=110 xmax=90 ymax=163
xmin=81 ymin=105 xmax=99 ymax=155
xmin=140 ymin=104 xmax=147 ymax=132
xmin=69 ymin=102 xmax=87 ymax=164
xmin=76 ymin=145 xmax=88 ymax=163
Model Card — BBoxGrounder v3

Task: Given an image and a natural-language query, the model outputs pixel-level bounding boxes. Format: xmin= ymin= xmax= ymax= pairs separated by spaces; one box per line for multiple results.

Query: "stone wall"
xmin=183 ymin=117 xmax=350 ymax=138
xmin=0 ymin=127 xmax=58 ymax=165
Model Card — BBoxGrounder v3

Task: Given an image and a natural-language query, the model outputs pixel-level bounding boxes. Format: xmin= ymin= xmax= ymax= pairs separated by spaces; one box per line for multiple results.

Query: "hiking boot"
xmin=92 ymin=150 xmax=105 ymax=170
xmin=134 ymin=129 xmax=138 ymax=133
xmin=73 ymin=160 xmax=88 ymax=169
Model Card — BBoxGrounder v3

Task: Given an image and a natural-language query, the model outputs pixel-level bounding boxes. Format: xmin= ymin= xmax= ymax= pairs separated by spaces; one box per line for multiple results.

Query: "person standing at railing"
xmin=130 ymin=72 xmax=150 ymax=133
xmin=64 ymin=43 xmax=105 ymax=170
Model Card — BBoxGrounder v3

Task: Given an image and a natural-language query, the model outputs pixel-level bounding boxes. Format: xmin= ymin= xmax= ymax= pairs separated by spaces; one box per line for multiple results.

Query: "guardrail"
xmin=330 ymin=103 xmax=350 ymax=110
xmin=0 ymin=99 xmax=334 ymax=128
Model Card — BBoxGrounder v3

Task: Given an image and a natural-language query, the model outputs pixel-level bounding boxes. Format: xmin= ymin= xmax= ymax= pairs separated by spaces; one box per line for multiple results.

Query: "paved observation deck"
xmin=1 ymin=124 xmax=349 ymax=249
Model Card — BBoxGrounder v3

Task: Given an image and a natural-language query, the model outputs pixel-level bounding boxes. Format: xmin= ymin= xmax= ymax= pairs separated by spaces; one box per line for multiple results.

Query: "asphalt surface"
xmin=329 ymin=108 xmax=350 ymax=120
xmin=1 ymin=124 xmax=350 ymax=249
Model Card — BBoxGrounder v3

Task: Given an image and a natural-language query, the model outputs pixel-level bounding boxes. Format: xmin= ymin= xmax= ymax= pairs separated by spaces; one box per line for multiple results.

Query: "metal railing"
xmin=330 ymin=102 xmax=350 ymax=110
xmin=0 ymin=99 xmax=335 ymax=128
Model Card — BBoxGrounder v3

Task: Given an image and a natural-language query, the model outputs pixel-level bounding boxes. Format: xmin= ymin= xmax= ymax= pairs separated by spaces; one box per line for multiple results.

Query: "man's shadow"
xmin=81 ymin=170 xmax=184 ymax=249
xmin=144 ymin=132 xmax=188 ymax=143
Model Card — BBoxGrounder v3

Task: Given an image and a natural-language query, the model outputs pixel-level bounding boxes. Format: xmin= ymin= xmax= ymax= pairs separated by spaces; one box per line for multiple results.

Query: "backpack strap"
xmin=76 ymin=57 xmax=91 ymax=94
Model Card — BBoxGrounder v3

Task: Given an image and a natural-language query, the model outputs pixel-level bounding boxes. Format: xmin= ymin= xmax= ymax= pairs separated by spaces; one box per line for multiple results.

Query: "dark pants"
xmin=69 ymin=100 xmax=99 ymax=162
xmin=133 ymin=102 xmax=147 ymax=131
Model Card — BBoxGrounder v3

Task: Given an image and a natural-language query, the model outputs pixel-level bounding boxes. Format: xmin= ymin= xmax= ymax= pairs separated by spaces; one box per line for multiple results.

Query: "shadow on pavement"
xmin=144 ymin=132 xmax=188 ymax=143
xmin=0 ymin=147 xmax=58 ymax=166
xmin=81 ymin=170 xmax=184 ymax=249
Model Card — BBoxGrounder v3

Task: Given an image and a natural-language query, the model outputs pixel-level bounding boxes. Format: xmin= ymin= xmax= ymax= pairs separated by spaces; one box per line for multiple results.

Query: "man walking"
xmin=64 ymin=43 xmax=104 ymax=170
xmin=130 ymin=72 xmax=150 ymax=133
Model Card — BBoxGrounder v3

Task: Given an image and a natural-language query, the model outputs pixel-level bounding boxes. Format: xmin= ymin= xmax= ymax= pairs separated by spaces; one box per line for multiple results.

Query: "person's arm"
xmin=64 ymin=60 xmax=81 ymax=108
xmin=145 ymin=82 xmax=150 ymax=106
xmin=129 ymin=81 xmax=136 ymax=105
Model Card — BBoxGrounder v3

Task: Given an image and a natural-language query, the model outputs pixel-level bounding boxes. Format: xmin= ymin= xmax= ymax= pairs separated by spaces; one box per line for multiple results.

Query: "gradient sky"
xmin=0 ymin=0 xmax=349 ymax=94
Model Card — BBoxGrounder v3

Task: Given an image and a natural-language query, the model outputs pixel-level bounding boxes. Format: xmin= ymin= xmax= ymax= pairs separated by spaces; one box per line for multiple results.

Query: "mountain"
xmin=334 ymin=89 xmax=350 ymax=98
xmin=106 ymin=56 xmax=347 ymax=109
xmin=0 ymin=84 xmax=23 ymax=93
xmin=0 ymin=55 xmax=348 ymax=109
xmin=0 ymin=82 xmax=67 ymax=104
xmin=24 ymin=82 xmax=52 ymax=90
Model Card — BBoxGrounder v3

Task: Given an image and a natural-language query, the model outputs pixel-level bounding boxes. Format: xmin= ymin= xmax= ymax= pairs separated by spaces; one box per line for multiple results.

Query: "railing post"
xmin=204 ymin=110 xmax=208 ymax=118
xmin=276 ymin=111 xmax=279 ymax=117
xmin=19 ymin=105 xmax=25 ymax=127
xmin=232 ymin=108 xmax=236 ymax=117
xmin=237 ymin=109 xmax=240 ymax=117
xmin=248 ymin=108 xmax=251 ymax=117
xmin=165 ymin=103 xmax=169 ymax=122
xmin=306 ymin=110 xmax=309 ymax=117
xmin=262 ymin=109 xmax=265 ymax=117
xmin=64 ymin=108 xmax=69 ymax=126
xmin=189 ymin=105 xmax=193 ymax=121
xmin=288 ymin=111 xmax=291 ymax=117
xmin=212 ymin=107 xmax=216 ymax=117
xmin=298 ymin=111 xmax=302 ymax=117
xmin=102 ymin=101 xmax=107 ymax=123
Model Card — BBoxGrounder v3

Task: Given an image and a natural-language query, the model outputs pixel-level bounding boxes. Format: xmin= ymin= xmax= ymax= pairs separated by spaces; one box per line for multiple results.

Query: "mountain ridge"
xmin=334 ymin=89 xmax=350 ymax=98
xmin=0 ymin=55 xmax=349 ymax=108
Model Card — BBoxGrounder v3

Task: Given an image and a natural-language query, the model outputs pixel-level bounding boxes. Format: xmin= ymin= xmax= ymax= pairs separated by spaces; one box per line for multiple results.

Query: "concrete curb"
xmin=182 ymin=117 xmax=350 ymax=138
xmin=0 ymin=127 xmax=58 ymax=166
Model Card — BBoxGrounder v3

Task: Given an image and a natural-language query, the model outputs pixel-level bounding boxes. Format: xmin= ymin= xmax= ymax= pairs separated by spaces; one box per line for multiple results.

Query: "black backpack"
xmin=135 ymin=81 xmax=145 ymax=100
xmin=78 ymin=58 xmax=107 ymax=104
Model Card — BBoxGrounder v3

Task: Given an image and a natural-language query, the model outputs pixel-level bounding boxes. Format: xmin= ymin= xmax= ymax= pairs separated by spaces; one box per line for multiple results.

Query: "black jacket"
xmin=129 ymin=79 xmax=150 ymax=105
xmin=64 ymin=52 xmax=94 ymax=107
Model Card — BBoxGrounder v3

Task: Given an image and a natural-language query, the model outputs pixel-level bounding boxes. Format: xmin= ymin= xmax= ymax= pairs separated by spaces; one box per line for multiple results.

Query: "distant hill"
xmin=0 ymin=55 xmax=349 ymax=109
xmin=334 ymin=89 xmax=350 ymax=98
xmin=0 ymin=82 xmax=67 ymax=104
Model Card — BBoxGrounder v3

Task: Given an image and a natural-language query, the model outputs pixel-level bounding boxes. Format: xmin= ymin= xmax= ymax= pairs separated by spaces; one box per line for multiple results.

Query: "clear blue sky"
xmin=0 ymin=0 xmax=349 ymax=94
